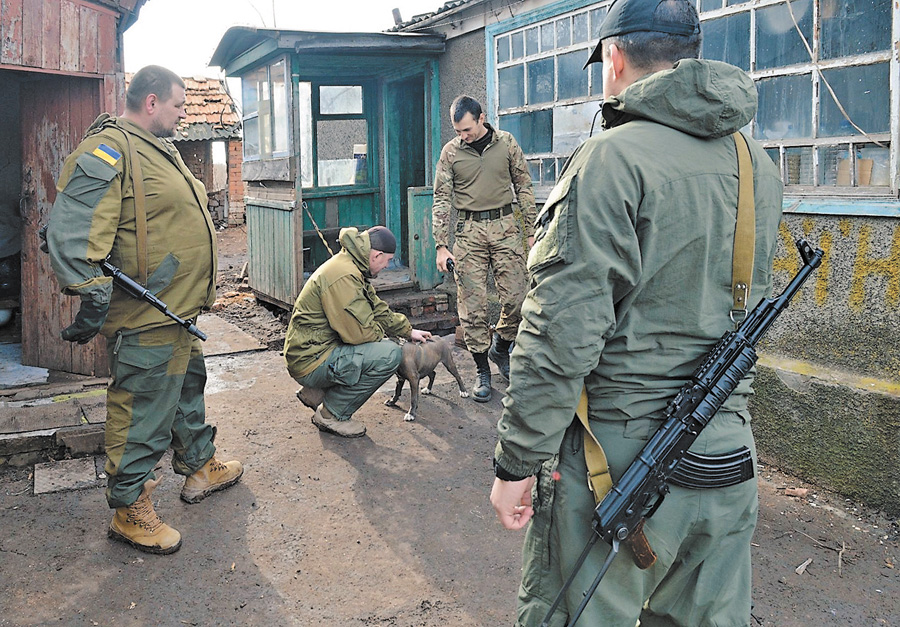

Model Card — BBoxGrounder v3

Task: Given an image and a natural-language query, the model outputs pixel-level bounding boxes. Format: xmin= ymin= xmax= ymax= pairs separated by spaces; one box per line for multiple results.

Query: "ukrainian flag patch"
xmin=92 ymin=143 xmax=121 ymax=167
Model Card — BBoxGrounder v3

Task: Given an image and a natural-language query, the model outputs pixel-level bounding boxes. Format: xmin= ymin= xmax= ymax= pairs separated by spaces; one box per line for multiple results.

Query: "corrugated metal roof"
xmin=388 ymin=0 xmax=476 ymax=32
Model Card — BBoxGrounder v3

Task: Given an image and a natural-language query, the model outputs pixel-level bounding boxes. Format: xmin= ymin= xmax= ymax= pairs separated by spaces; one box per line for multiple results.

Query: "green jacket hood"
xmin=602 ymin=59 xmax=757 ymax=139
xmin=338 ymin=227 xmax=372 ymax=277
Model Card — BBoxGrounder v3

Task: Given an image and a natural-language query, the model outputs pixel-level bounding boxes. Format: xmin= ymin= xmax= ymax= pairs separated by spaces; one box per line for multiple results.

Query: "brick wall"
xmin=227 ymin=139 xmax=246 ymax=225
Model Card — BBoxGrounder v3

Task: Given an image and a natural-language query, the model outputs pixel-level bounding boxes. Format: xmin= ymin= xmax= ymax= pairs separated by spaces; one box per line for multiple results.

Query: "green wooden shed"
xmin=210 ymin=28 xmax=446 ymax=309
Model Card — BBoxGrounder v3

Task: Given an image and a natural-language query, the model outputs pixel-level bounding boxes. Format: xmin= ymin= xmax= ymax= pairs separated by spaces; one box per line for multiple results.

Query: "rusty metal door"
xmin=20 ymin=75 xmax=108 ymax=375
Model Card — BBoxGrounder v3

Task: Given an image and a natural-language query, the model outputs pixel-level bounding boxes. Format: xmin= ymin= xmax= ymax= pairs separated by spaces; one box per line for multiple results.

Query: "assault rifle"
xmin=38 ymin=225 xmax=207 ymax=341
xmin=542 ymin=238 xmax=823 ymax=626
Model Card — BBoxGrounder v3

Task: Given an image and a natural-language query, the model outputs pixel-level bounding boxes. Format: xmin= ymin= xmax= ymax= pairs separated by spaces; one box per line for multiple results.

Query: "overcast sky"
xmin=123 ymin=0 xmax=446 ymax=77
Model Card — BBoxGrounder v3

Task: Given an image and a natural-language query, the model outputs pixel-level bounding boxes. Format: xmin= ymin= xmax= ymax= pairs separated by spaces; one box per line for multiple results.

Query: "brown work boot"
xmin=108 ymin=477 xmax=182 ymax=555
xmin=180 ymin=456 xmax=244 ymax=504
xmin=296 ymin=385 xmax=325 ymax=409
xmin=311 ymin=404 xmax=366 ymax=438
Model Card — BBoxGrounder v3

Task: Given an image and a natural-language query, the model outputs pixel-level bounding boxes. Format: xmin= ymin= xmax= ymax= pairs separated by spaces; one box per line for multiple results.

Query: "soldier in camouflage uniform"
xmin=47 ymin=66 xmax=243 ymax=555
xmin=433 ymin=95 xmax=536 ymax=403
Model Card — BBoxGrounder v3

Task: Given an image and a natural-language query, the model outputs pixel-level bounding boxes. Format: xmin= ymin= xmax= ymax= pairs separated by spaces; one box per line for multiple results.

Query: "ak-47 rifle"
xmin=38 ymin=225 xmax=207 ymax=341
xmin=542 ymin=238 xmax=823 ymax=626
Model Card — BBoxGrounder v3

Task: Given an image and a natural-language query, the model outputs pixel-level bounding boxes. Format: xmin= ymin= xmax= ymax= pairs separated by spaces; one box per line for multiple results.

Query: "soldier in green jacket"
xmin=46 ymin=66 xmax=242 ymax=555
xmin=490 ymin=1 xmax=784 ymax=625
xmin=284 ymin=226 xmax=432 ymax=438
xmin=433 ymin=95 xmax=536 ymax=403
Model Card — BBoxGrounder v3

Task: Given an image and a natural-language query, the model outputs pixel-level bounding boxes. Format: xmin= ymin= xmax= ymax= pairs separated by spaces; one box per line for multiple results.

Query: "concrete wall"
xmin=438 ymin=31 xmax=487 ymax=146
xmin=751 ymin=212 xmax=900 ymax=515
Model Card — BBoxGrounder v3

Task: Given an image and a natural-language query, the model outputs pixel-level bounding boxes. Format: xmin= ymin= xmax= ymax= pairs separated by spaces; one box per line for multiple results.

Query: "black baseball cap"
xmin=584 ymin=0 xmax=700 ymax=67
xmin=367 ymin=226 xmax=397 ymax=254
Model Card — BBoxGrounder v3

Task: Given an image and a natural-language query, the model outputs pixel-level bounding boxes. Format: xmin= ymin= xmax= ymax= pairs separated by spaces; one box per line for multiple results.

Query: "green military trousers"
xmin=453 ymin=211 xmax=528 ymax=353
xmin=517 ymin=410 xmax=758 ymax=627
xmin=104 ymin=324 xmax=216 ymax=508
xmin=294 ymin=339 xmax=401 ymax=421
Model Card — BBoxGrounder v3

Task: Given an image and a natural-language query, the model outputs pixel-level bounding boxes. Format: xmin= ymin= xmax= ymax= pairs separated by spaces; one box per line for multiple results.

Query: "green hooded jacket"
xmin=495 ymin=59 xmax=785 ymax=477
xmin=47 ymin=114 xmax=217 ymax=336
xmin=283 ymin=227 xmax=413 ymax=379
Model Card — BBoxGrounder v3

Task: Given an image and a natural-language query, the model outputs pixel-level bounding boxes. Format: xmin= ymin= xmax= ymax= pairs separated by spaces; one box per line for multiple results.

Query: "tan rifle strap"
xmin=124 ymin=132 xmax=149 ymax=285
xmin=576 ymin=387 xmax=613 ymax=505
xmin=731 ymin=132 xmax=755 ymax=324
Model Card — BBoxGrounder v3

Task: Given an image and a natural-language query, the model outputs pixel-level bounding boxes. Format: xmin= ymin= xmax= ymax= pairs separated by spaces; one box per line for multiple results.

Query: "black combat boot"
xmin=488 ymin=333 xmax=512 ymax=380
xmin=472 ymin=351 xmax=492 ymax=403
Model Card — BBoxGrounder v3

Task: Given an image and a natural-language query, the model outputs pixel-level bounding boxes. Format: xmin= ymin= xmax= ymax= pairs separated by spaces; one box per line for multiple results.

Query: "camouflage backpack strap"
xmin=121 ymin=129 xmax=149 ymax=286
xmin=576 ymin=386 xmax=613 ymax=505
xmin=731 ymin=131 xmax=755 ymax=327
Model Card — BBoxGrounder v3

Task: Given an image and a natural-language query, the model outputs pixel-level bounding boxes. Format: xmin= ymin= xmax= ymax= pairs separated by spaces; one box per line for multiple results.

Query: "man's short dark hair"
xmin=605 ymin=0 xmax=701 ymax=71
xmin=126 ymin=65 xmax=185 ymax=112
xmin=450 ymin=95 xmax=483 ymax=124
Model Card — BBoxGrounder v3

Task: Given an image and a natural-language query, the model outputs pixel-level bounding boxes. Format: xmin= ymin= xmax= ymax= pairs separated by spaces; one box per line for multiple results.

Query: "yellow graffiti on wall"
xmin=775 ymin=219 xmax=900 ymax=312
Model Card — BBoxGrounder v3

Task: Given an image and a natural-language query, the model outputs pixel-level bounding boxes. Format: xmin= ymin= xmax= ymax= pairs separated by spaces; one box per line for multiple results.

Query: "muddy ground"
xmin=0 ymin=226 xmax=897 ymax=626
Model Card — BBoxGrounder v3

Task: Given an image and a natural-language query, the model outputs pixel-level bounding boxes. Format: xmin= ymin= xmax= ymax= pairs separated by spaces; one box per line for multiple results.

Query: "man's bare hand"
xmin=490 ymin=476 xmax=536 ymax=530
xmin=410 ymin=329 xmax=432 ymax=343
xmin=436 ymin=246 xmax=456 ymax=273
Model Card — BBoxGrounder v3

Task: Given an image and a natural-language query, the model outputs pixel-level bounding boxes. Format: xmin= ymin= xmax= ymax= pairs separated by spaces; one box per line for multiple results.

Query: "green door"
xmin=407 ymin=187 xmax=441 ymax=290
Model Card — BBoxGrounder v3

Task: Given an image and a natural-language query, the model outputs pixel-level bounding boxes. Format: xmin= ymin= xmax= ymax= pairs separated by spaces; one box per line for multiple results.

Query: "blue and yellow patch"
xmin=91 ymin=143 xmax=121 ymax=167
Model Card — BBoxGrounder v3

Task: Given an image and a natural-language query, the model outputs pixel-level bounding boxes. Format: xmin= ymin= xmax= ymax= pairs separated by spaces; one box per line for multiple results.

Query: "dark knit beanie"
xmin=367 ymin=226 xmax=396 ymax=254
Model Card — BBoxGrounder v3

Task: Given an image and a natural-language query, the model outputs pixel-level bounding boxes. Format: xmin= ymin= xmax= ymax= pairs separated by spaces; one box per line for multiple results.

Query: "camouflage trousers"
xmin=104 ymin=324 xmax=216 ymax=508
xmin=517 ymin=410 xmax=758 ymax=627
xmin=453 ymin=211 xmax=528 ymax=353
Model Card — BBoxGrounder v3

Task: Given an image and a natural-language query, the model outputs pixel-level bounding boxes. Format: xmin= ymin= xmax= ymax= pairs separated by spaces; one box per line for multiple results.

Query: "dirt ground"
xmin=0 ymin=226 xmax=897 ymax=626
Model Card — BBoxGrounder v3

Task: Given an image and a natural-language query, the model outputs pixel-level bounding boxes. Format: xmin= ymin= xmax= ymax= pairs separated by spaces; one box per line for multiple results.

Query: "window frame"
xmin=241 ymin=55 xmax=292 ymax=162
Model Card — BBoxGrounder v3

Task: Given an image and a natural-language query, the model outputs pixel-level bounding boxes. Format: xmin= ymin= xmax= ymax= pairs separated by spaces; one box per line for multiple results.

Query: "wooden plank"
xmin=21 ymin=0 xmax=41 ymax=67
xmin=59 ymin=0 xmax=79 ymax=72
xmin=1 ymin=0 xmax=23 ymax=65
xmin=41 ymin=0 xmax=61 ymax=70
xmin=78 ymin=5 xmax=97 ymax=74
xmin=96 ymin=10 xmax=114 ymax=75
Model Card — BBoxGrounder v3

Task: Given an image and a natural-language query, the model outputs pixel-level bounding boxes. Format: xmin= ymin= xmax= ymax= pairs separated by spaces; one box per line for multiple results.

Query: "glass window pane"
xmin=819 ymin=63 xmax=890 ymax=137
xmin=540 ymin=23 xmax=555 ymax=51
xmin=590 ymin=63 xmax=603 ymax=97
xmin=316 ymin=119 xmax=368 ymax=187
xmin=556 ymin=18 xmax=571 ymax=48
xmin=553 ymin=101 xmax=597 ymax=154
xmin=819 ymin=145 xmax=849 ymax=186
xmin=726 ymin=0 xmax=750 ymax=5
xmin=499 ymin=65 xmax=525 ymax=109
xmin=499 ymin=110 xmax=552 ymax=154
xmin=573 ymin=13 xmax=589 ymax=44
xmin=258 ymin=77 xmax=273 ymax=157
xmin=497 ymin=35 xmax=510 ymax=63
xmin=243 ymin=116 xmax=259 ymax=159
xmin=701 ymin=13 xmax=750 ymax=71
xmin=858 ymin=143 xmax=891 ymax=186
xmin=558 ymin=50 xmax=589 ymax=100
xmin=820 ymin=0 xmax=891 ymax=59
xmin=765 ymin=147 xmax=780 ymax=167
xmin=784 ymin=147 xmax=813 ymax=185
xmin=320 ymin=85 xmax=363 ymax=115
xmin=590 ymin=7 xmax=608 ymax=40
xmin=528 ymin=57 xmax=555 ymax=105
xmin=298 ymin=82 xmax=313 ymax=187
xmin=542 ymin=158 xmax=556 ymax=184
xmin=525 ymin=27 xmax=539 ymax=56
xmin=756 ymin=0 xmax=814 ymax=70
xmin=754 ymin=74 xmax=812 ymax=140
xmin=271 ymin=60 xmax=289 ymax=154
xmin=528 ymin=160 xmax=541 ymax=185
xmin=242 ymin=66 xmax=266 ymax=117
xmin=511 ymin=31 xmax=525 ymax=60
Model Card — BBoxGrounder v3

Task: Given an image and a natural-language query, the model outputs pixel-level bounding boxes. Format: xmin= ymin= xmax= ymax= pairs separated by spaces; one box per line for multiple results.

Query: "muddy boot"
xmin=488 ymin=333 xmax=512 ymax=380
xmin=311 ymin=403 xmax=366 ymax=438
xmin=296 ymin=386 xmax=325 ymax=410
xmin=108 ymin=477 xmax=182 ymax=555
xmin=180 ymin=456 xmax=244 ymax=504
xmin=472 ymin=351 xmax=492 ymax=403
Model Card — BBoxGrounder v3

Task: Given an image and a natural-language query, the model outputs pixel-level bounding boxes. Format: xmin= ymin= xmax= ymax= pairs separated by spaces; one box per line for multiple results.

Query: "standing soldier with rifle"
xmin=490 ymin=1 xmax=786 ymax=625
xmin=46 ymin=65 xmax=242 ymax=555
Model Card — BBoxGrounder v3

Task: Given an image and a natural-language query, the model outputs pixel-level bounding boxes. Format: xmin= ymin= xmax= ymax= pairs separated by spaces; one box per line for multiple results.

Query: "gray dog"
xmin=385 ymin=336 xmax=469 ymax=421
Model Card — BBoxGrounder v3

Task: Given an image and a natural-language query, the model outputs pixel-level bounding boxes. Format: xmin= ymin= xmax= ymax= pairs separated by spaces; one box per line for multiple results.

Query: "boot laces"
xmin=209 ymin=458 xmax=228 ymax=473
xmin=478 ymin=370 xmax=491 ymax=387
xmin=127 ymin=495 xmax=164 ymax=532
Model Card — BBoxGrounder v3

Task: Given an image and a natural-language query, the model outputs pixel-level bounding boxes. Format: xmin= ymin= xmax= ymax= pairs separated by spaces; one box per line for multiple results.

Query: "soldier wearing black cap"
xmin=283 ymin=226 xmax=432 ymax=438
xmin=490 ymin=1 xmax=783 ymax=625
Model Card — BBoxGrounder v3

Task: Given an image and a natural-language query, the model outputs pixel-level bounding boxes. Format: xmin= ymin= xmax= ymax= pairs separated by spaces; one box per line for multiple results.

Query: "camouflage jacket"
xmin=432 ymin=124 xmax=536 ymax=248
